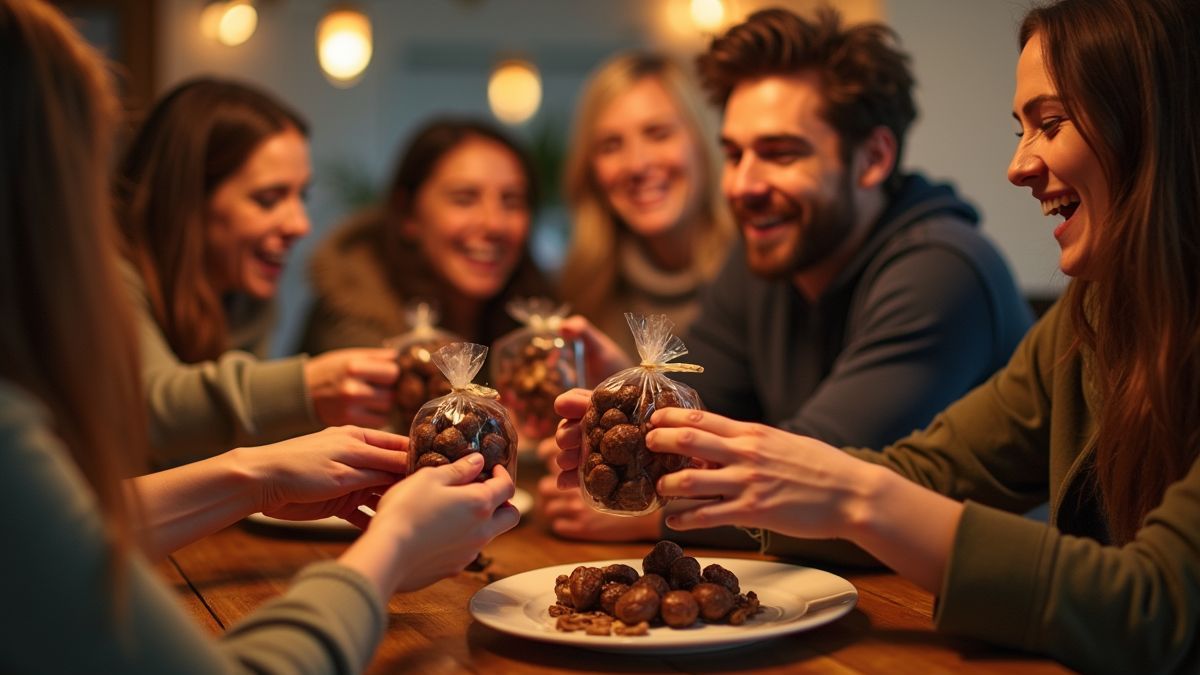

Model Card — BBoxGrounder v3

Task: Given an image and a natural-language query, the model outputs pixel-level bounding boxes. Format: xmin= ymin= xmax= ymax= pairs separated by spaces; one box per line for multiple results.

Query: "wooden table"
xmin=163 ymin=465 xmax=1073 ymax=674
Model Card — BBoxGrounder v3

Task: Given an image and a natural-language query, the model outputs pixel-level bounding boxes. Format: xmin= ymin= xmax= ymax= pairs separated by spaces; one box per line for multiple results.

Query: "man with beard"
xmin=675 ymin=7 xmax=1031 ymax=448
xmin=539 ymin=7 xmax=1032 ymax=548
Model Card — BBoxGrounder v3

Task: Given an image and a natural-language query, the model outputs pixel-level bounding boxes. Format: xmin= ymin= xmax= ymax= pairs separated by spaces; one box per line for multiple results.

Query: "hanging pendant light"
xmin=487 ymin=59 xmax=542 ymax=125
xmin=316 ymin=4 xmax=373 ymax=87
xmin=201 ymin=0 xmax=257 ymax=47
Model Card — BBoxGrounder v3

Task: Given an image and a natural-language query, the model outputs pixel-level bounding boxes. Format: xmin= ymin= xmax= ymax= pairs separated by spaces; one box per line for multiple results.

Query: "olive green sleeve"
xmin=122 ymin=264 xmax=321 ymax=466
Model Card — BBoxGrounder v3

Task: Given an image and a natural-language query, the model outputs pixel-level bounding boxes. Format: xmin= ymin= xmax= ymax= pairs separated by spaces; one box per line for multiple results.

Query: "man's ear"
xmin=854 ymin=126 xmax=898 ymax=190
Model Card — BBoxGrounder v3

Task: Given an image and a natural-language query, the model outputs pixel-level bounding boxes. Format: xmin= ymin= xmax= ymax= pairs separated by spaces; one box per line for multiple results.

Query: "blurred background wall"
xmin=61 ymin=0 xmax=1062 ymax=354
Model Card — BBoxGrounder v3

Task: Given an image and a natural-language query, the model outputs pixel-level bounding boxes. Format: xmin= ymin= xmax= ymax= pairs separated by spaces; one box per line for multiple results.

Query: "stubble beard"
xmin=742 ymin=171 xmax=858 ymax=281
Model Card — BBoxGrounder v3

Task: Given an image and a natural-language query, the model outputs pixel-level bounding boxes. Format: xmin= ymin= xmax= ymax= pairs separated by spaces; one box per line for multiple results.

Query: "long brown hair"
xmin=115 ymin=78 xmax=308 ymax=363
xmin=0 ymin=0 xmax=145 ymax=562
xmin=560 ymin=51 xmax=734 ymax=325
xmin=1021 ymin=0 xmax=1200 ymax=543
xmin=380 ymin=117 xmax=550 ymax=344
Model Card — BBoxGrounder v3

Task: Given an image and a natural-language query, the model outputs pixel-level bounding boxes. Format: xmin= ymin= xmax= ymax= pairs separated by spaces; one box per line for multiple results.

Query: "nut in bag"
xmin=578 ymin=313 xmax=703 ymax=516
xmin=384 ymin=301 xmax=461 ymax=433
xmin=408 ymin=342 xmax=517 ymax=482
xmin=491 ymin=298 xmax=585 ymax=442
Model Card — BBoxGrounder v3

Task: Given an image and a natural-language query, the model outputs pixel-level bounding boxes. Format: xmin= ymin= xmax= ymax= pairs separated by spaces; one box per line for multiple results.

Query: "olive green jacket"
xmin=765 ymin=300 xmax=1200 ymax=673
xmin=0 ymin=382 xmax=385 ymax=674
xmin=122 ymin=263 xmax=320 ymax=466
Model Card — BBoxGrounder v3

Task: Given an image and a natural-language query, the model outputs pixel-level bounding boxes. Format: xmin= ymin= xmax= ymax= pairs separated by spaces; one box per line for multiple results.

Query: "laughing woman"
xmin=559 ymin=52 xmax=734 ymax=356
xmin=116 ymin=79 xmax=402 ymax=465
xmin=553 ymin=0 xmax=1200 ymax=671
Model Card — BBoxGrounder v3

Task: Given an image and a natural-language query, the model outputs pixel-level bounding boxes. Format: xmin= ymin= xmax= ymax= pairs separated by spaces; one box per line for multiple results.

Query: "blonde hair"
xmin=560 ymin=52 xmax=734 ymax=322
xmin=0 ymin=0 xmax=146 ymax=572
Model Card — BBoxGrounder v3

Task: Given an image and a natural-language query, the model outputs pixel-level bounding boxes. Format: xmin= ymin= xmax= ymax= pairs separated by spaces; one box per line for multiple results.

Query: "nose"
xmin=723 ymin=153 xmax=769 ymax=205
xmin=283 ymin=199 xmax=311 ymax=240
xmin=620 ymin=138 xmax=651 ymax=175
xmin=1007 ymin=141 xmax=1043 ymax=187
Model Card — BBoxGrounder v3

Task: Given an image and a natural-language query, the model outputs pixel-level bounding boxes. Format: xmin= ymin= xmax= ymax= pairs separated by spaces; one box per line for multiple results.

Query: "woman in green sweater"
xmin=115 ymin=78 xmax=402 ymax=466
xmin=552 ymin=0 xmax=1200 ymax=671
xmin=0 ymin=2 xmax=518 ymax=671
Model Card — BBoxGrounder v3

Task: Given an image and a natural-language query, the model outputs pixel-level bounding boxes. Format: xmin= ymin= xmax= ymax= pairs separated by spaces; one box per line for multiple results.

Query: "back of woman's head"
xmin=561 ymin=51 xmax=733 ymax=319
xmin=386 ymin=117 xmax=538 ymax=216
xmin=1023 ymin=0 xmax=1200 ymax=542
xmin=0 ymin=0 xmax=144 ymax=548
xmin=116 ymin=78 xmax=308 ymax=362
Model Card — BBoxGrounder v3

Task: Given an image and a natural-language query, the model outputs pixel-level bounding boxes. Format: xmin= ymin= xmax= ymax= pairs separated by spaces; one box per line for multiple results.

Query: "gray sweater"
xmin=0 ymin=381 xmax=385 ymax=674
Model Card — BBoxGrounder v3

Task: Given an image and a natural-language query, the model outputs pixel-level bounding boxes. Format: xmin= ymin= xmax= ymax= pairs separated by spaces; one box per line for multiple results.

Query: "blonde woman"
xmin=560 ymin=51 xmax=734 ymax=356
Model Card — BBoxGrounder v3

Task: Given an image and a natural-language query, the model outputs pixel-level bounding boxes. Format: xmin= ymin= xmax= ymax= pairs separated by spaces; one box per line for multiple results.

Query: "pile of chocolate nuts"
xmin=549 ymin=541 xmax=762 ymax=636
xmin=579 ymin=384 xmax=693 ymax=514
xmin=492 ymin=337 xmax=577 ymax=441
xmin=408 ymin=402 xmax=515 ymax=481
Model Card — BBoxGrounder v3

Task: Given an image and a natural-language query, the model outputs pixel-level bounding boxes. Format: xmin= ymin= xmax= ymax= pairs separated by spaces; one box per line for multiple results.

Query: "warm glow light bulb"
xmin=217 ymin=2 xmax=257 ymax=46
xmin=488 ymin=60 xmax=542 ymax=125
xmin=689 ymin=0 xmax=725 ymax=32
xmin=317 ymin=7 xmax=373 ymax=86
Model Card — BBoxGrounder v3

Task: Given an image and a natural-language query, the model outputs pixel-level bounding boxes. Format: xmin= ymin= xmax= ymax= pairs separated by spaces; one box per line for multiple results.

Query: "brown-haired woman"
xmin=555 ymin=0 xmax=1200 ymax=670
xmin=559 ymin=51 xmax=734 ymax=356
xmin=116 ymin=78 xmax=401 ymax=466
xmin=1 ymin=1 xmax=517 ymax=670
xmin=300 ymin=116 xmax=551 ymax=354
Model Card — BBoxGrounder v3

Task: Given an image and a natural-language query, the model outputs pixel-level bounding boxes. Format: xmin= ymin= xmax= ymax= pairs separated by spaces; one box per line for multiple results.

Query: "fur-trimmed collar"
xmin=309 ymin=210 xmax=408 ymax=336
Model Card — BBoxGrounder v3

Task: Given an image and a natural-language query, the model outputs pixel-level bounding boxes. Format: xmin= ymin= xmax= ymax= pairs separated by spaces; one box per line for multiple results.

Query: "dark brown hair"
xmin=1022 ymin=0 xmax=1200 ymax=543
xmin=381 ymin=117 xmax=550 ymax=343
xmin=696 ymin=7 xmax=916 ymax=192
xmin=0 ymin=0 xmax=146 ymax=576
xmin=115 ymin=78 xmax=308 ymax=363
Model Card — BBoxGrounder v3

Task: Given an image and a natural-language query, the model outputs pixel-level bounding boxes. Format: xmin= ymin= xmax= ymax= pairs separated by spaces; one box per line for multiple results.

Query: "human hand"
xmin=550 ymin=388 xmax=591 ymax=489
xmin=646 ymin=408 xmax=885 ymax=540
xmin=305 ymin=347 xmax=400 ymax=428
xmin=236 ymin=426 xmax=407 ymax=523
xmin=365 ymin=454 xmax=520 ymax=593
xmin=559 ymin=315 xmax=632 ymax=386
xmin=537 ymin=473 xmax=661 ymax=541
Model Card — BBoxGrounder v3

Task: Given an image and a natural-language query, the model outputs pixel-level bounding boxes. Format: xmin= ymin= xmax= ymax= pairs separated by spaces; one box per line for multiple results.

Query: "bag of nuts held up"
xmin=384 ymin=301 xmax=460 ymax=433
xmin=578 ymin=313 xmax=703 ymax=516
xmin=490 ymin=298 xmax=585 ymax=442
xmin=408 ymin=342 xmax=517 ymax=482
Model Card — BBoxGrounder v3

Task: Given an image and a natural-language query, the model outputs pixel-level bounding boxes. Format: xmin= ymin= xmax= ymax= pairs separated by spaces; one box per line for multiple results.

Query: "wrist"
xmin=840 ymin=462 xmax=900 ymax=546
xmin=341 ymin=518 xmax=412 ymax=597
xmin=222 ymin=446 xmax=270 ymax=514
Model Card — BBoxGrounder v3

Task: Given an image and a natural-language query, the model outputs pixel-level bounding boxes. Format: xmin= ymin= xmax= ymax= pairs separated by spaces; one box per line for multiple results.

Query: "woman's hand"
xmin=550 ymin=388 xmax=591 ymax=489
xmin=305 ymin=348 xmax=400 ymax=428
xmin=536 ymin=473 xmax=661 ymax=541
xmin=237 ymin=426 xmax=408 ymax=521
xmin=343 ymin=454 xmax=521 ymax=596
xmin=646 ymin=408 xmax=885 ymax=539
xmin=559 ymin=315 xmax=632 ymax=385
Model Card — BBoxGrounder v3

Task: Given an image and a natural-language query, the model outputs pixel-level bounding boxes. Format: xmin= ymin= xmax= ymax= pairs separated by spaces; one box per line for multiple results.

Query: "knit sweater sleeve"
xmin=121 ymin=264 xmax=321 ymax=466
xmin=0 ymin=383 xmax=386 ymax=674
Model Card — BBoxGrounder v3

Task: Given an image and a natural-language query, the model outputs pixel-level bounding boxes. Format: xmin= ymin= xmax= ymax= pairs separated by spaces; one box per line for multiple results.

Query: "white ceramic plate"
xmin=245 ymin=487 xmax=534 ymax=532
xmin=469 ymin=557 xmax=857 ymax=654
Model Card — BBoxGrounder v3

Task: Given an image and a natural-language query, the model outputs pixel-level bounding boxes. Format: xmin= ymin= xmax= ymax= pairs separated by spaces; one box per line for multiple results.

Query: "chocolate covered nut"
xmin=479 ymin=432 xmax=509 ymax=471
xmin=583 ymin=451 xmax=605 ymax=474
xmin=653 ymin=389 xmax=683 ymax=411
xmin=668 ymin=556 xmax=702 ymax=590
xmin=660 ymin=590 xmax=700 ymax=628
xmin=582 ymin=405 xmax=600 ymax=431
xmin=411 ymin=422 xmax=437 ymax=454
xmin=632 ymin=573 xmax=670 ymax=598
xmin=568 ymin=566 xmax=605 ymax=611
xmin=599 ymin=581 xmax=629 ymax=616
xmin=600 ymin=424 xmax=640 ymax=465
xmin=614 ymin=475 xmax=654 ymax=511
xmin=456 ymin=411 xmax=483 ymax=440
xmin=554 ymin=574 xmax=573 ymax=607
xmin=432 ymin=426 xmax=467 ymax=458
xmin=614 ymin=384 xmax=640 ymax=415
xmin=583 ymin=464 xmax=618 ymax=499
xmin=591 ymin=386 xmax=620 ymax=411
xmin=614 ymin=585 xmax=660 ymax=625
xmin=602 ymin=564 xmax=640 ymax=585
xmin=691 ymin=583 xmax=735 ymax=622
xmin=416 ymin=452 xmax=449 ymax=468
xmin=586 ymin=426 xmax=605 ymax=453
xmin=702 ymin=564 xmax=740 ymax=594
xmin=643 ymin=541 xmax=684 ymax=577
xmin=599 ymin=408 xmax=628 ymax=430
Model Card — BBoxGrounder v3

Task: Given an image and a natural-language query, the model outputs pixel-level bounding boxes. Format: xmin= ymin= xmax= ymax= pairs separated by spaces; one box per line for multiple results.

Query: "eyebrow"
xmin=719 ymin=133 xmax=810 ymax=146
xmin=1013 ymin=94 xmax=1062 ymax=121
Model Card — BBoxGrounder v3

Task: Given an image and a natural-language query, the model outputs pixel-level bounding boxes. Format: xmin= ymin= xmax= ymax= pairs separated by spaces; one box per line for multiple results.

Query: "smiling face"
xmin=719 ymin=73 xmax=859 ymax=280
xmin=204 ymin=127 xmax=312 ymax=299
xmin=404 ymin=136 xmax=530 ymax=300
xmin=589 ymin=77 xmax=703 ymax=239
xmin=1008 ymin=31 xmax=1109 ymax=279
